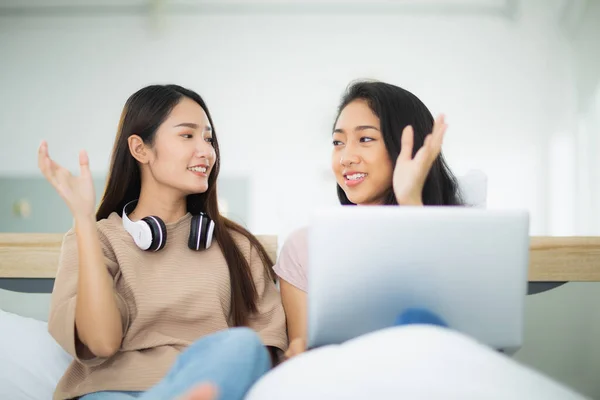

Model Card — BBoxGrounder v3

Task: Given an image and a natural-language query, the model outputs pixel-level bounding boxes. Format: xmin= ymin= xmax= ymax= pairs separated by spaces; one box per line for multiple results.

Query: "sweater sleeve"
xmin=47 ymin=228 xmax=130 ymax=367
xmin=247 ymin=244 xmax=289 ymax=353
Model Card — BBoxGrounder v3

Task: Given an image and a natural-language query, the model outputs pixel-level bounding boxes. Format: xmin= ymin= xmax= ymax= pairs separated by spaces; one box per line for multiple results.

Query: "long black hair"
xmin=97 ymin=84 xmax=274 ymax=326
xmin=334 ymin=80 xmax=463 ymax=206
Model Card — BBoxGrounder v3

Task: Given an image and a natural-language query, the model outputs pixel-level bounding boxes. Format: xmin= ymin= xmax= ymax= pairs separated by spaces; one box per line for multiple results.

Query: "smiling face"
xmin=131 ymin=96 xmax=217 ymax=196
xmin=331 ymin=99 xmax=394 ymax=205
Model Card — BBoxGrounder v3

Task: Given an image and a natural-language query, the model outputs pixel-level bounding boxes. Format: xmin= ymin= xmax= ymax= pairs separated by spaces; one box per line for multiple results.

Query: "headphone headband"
xmin=122 ymin=200 xmax=156 ymax=250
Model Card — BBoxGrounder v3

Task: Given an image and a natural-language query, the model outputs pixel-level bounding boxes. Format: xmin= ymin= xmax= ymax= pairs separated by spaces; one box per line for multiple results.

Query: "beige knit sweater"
xmin=48 ymin=212 xmax=288 ymax=400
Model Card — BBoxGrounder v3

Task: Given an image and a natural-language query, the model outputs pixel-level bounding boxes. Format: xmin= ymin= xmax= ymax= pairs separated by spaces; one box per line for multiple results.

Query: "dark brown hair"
xmin=96 ymin=84 xmax=273 ymax=326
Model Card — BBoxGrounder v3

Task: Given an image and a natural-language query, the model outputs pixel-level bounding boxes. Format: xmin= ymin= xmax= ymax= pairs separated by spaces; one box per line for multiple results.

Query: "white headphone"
xmin=122 ymin=200 xmax=214 ymax=252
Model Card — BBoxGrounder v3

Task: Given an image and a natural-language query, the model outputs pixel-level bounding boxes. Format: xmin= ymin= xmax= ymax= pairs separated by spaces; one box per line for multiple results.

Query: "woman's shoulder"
xmin=227 ymin=227 xmax=253 ymax=250
xmin=273 ymin=227 xmax=309 ymax=291
xmin=97 ymin=212 xmax=130 ymax=242
xmin=62 ymin=212 xmax=127 ymax=245
xmin=281 ymin=227 xmax=309 ymax=255
xmin=58 ymin=213 xmax=124 ymax=273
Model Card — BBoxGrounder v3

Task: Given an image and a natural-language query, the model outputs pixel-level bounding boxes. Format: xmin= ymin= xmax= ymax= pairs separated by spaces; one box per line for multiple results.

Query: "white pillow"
xmin=0 ymin=309 xmax=72 ymax=400
xmin=246 ymin=326 xmax=585 ymax=400
xmin=458 ymin=169 xmax=488 ymax=208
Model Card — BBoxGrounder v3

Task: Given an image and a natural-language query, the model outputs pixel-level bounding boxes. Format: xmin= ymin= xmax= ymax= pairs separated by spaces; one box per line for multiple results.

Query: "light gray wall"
xmin=0 ymin=175 xmax=250 ymax=233
xmin=515 ymin=283 xmax=600 ymax=398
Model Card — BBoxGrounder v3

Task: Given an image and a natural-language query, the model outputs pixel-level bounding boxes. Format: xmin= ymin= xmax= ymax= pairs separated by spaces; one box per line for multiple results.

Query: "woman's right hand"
xmin=38 ymin=140 xmax=96 ymax=220
xmin=392 ymin=114 xmax=448 ymax=206
xmin=284 ymin=337 xmax=307 ymax=360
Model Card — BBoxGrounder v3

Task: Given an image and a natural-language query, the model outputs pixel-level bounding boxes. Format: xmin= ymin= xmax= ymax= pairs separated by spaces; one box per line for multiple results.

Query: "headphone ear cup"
xmin=142 ymin=216 xmax=167 ymax=251
xmin=199 ymin=214 xmax=210 ymax=250
xmin=188 ymin=215 xmax=201 ymax=251
xmin=188 ymin=213 xmax=213 ymax=251
xmin=205 ymin=218 xmax=215 ymax=249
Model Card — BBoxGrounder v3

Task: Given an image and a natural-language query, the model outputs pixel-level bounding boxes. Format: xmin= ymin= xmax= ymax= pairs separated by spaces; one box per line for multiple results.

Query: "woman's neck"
xmin=129 ymin=187 xmax=187 ymax=224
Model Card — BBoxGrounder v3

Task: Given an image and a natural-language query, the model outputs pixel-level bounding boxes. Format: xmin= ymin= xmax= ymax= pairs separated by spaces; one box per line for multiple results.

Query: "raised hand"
xmin=37 ymin=140 xmax=96 ymax=220
xmin=393 ymin=115 xmax=447 ymax=206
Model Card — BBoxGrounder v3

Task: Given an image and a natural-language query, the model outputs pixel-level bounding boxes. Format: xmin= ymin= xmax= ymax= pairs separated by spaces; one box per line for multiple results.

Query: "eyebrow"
xmin=174 ymin=122 xmax=212 ymax=131
xmin=333 ymin=125 xmax=380 ymax=134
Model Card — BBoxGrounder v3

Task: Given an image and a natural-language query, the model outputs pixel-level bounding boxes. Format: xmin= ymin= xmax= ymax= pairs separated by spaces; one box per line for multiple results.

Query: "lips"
xmin=344 ymin=172 xmax=367 ymax=181
xmin=343 ymin=172 xmax=367 ymax=187
xmin=187 ymin=165 xmax=207 ymax=173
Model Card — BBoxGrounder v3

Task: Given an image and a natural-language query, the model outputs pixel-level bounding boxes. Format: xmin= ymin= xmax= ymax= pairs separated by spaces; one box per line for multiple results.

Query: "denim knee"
xmin=220 ymin=327 xmax=264 ymax=348
xmin=174 ymin=327 xmax=268 ymax=369
xmin=219 ymin=327 xmax=269 ymax=365
xmin=190 ymin=327 xmax=263 ymax=353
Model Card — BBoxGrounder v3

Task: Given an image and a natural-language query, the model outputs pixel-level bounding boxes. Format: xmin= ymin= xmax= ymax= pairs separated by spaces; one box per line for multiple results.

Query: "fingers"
xmin=38 ymin=140 xmax=51 ymax=176
xmin=284 ymin=347 xmax=296 ymax=359
xmin=414 ymin=115 xmax=447 ymax=164
xmin=430 ymin=114 xmax=447 ymax=152
xmin=37 ymin=140 xmax=46 ymax=171
xmin=284 ymin=347 xmax=295 ymax=359
xmin=177 ymin=383 xmax=218 ymax=400
xmin=284 ymin=338 xmax=307 ymax=360
xmin=37 ymin=141 xmax=76 ymax=198
xmin=398 ymin=125 xmax=414 ymax=162
xmin=79 ymin=149 xmax=91 ymax=178
xmin=38 ymin=141 xmax=58 ymax=185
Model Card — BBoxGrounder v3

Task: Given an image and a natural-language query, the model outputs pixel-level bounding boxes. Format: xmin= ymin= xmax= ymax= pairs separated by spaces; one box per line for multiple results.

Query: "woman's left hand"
xmin=393 ymin=114 xmax=448 ymax=206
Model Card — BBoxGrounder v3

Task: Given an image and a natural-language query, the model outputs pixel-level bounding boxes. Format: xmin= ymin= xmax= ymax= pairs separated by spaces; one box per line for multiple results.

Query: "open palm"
xmin=393 ymin=115 xmax=447 ymax=206
xmin=37 ymin=140 xmax=96 ymax=219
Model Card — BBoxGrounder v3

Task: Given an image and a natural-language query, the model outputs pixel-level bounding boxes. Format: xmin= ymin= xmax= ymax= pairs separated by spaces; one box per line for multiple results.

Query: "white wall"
xmin=570 ymin=0 xmax=600 ymax=236
xmin=1 ymin=0 xmax=599 ymax=397
xmin=0 ymin=0 xmax=578 ymax=240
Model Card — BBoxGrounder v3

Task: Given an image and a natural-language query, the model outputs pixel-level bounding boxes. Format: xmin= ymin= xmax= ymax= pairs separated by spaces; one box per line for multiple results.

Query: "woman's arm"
xmin=271 ymin=228 xmax=310 ymax=358
xmin=48 ymin=222 xmax=126 ymax=363
xmin=280 ymin=279 xmax=308 ymax=358
xmin=73 ymin=217 xmax=124 ymax=357
xmin=40 ymin=141 xmax=125 ymax=360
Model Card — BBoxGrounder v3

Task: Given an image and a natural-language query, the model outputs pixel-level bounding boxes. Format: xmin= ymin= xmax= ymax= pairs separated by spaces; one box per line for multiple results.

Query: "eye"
xmin=332 ymin=140 xmax=344 ymax=146
xmin=360 ymin=137 xmax=374 ymax=143
xmin=205 ymin=137 xmax=214 ymax=143
xmin=180 ymin=133 xmax=193 ymax=139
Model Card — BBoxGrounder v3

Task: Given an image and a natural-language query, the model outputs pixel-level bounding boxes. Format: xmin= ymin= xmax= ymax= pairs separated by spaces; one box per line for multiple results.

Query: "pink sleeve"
xmin=273 ymin=227 xmax=309 ymax=293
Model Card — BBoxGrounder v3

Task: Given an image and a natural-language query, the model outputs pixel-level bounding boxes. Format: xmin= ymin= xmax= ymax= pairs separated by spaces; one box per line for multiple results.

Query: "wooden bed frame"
xmin=0 ymin=233 xmax=279 ymax=279
xmin=1 ymin=233 xmax=599 ymax=282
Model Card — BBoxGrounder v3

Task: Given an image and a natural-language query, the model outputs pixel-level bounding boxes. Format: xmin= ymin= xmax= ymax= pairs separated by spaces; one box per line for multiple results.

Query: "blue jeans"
xmin=395 ymin=308 xmax=449 ymax=328
xmin=81 ymin=327 xmax=271 ymax=400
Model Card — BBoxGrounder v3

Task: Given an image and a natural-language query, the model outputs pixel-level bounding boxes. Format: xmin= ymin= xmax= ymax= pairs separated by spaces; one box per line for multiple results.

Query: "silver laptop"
xmin=306 ymin=206 xmax=530 ymax=354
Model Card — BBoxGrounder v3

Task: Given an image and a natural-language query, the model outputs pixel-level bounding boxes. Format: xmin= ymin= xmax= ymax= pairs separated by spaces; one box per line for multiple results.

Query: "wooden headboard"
xmin=0 ymin=233 xmax=278 ymax=279
xmin=0 ymin=233 xmax=599 ymax=282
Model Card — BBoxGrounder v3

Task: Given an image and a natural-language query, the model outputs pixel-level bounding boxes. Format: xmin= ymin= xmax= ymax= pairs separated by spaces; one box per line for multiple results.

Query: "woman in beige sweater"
xmin=38 ymin=84 xmax=287 ymax=400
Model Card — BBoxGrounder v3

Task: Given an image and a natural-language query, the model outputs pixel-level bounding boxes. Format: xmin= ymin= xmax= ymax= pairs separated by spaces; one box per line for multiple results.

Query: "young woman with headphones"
xmin=38 ymin=84 xmax=287 ymax=400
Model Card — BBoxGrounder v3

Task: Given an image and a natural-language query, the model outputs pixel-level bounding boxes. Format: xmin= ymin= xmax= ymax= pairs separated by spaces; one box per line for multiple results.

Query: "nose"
xmin=194 ymin=136 xmax=215 ymax=161
xmin=340 ymin=145 xmax=360 ymax=167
